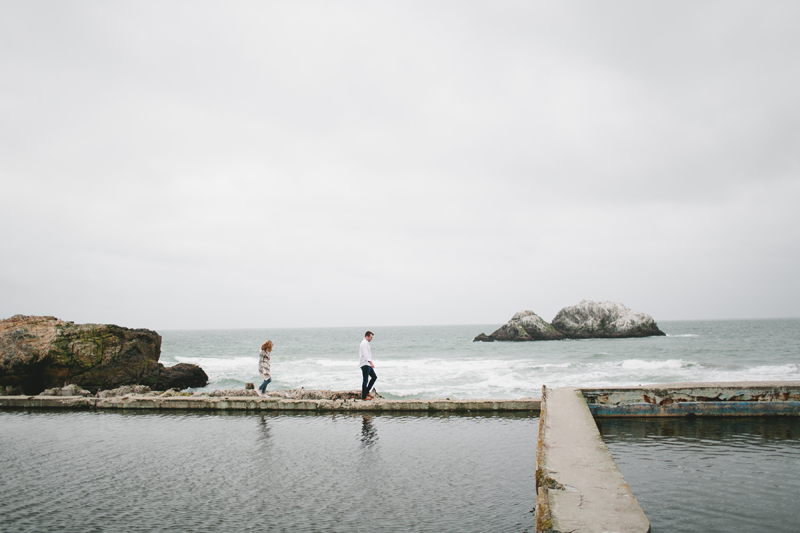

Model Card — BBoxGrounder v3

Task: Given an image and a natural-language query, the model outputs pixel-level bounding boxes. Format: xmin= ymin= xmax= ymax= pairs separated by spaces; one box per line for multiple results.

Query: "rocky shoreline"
xmin=6 ymin=384 xmax=377 ymax=401
xmin=0 ymin=315 xmax=208 ymax=395
xmin=474 ymin=300 xmax=665 ymax=342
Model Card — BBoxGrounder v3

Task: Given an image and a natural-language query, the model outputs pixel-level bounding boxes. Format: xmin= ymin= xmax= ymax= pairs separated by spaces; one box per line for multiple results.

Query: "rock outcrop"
xmin=0 ymin=315 xmax=208 ymax=394
xmin=139 ymin=362 xmax=209 ymax=391
xmin=478 ymin=311 xmax=565 ymax=342
xmin=39 ymin=384 xmax=94 ymax=397
xmin=474 ymin=301 xmax=665 ymax=341
xmin=551 ymin=300 xmax=665 ymax=339
xmin=96 ymin=385 xmax=154 ymax=398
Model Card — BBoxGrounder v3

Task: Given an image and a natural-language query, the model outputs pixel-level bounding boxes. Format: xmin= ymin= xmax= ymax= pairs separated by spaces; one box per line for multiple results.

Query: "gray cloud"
xmin=2 ymin=0 xmax=799 ymax=328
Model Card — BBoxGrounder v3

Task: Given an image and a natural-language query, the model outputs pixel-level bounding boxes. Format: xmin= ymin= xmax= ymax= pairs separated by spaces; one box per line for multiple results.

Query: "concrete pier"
xmin=535 ymin=387 xmax=650 ymax=533
xmin=535 ymin=381 xmax=800 ymax=532
xmin=0 ymin=395 xmax=540 ymax=412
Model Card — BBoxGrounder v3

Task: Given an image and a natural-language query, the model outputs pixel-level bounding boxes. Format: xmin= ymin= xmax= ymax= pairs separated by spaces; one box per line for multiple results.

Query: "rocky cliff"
xmin=474 ymin=301 xmax=665 ymax=341
xmin=0 ymin=315 xmax=208 ymax=394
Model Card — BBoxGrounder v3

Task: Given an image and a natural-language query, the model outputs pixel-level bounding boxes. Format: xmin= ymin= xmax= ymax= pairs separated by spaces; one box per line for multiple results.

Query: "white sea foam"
xmin=619 ymin=359 xmax=686 ymax=370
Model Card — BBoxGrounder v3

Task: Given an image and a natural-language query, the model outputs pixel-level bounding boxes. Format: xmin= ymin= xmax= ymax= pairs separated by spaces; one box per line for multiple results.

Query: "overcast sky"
xmin=2 ymin=1 xmax=799 ymax=329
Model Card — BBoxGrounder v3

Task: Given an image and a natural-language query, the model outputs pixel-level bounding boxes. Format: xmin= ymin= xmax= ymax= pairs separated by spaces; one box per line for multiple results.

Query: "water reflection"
xmin=361 ymin=415 xmax=378 ymax=448
xmin=257 ymin=414 xmax=273 ymax=449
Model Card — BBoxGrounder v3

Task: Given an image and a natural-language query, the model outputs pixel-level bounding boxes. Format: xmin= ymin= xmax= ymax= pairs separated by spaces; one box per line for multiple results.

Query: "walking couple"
xmin=255 ymin=331 xmax=378 ymax=399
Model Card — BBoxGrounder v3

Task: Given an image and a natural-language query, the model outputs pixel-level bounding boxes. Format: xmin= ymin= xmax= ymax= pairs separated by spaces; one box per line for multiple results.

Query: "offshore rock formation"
xmin=0 ymin=315 xmax=208 ymax=394
xmin=551 ymin=300 xmax=665 ymax=339
xmin=474 ymin=301 xmax=665 ymax=341
xmin=475 ymin=311 xmax=565 ymax=342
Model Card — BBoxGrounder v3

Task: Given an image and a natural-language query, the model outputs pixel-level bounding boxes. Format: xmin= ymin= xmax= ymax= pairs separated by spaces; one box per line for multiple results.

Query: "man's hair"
xmin=365 ymin=331 xmax=374 ymax=337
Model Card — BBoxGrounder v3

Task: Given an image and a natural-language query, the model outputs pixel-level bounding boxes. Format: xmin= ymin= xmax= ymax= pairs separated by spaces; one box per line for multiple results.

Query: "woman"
xmin=257 ymin=340 xmax=273 ymax=397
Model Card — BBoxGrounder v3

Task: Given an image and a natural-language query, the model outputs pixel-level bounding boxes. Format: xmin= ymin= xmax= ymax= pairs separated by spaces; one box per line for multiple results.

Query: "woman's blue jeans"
xmin=259 ymin=378 xmax=271 ymax=393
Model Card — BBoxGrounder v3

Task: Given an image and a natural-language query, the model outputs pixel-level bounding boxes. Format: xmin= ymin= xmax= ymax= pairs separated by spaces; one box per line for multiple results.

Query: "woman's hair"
xmin=261 ymin=340 xmax=273 ymax=352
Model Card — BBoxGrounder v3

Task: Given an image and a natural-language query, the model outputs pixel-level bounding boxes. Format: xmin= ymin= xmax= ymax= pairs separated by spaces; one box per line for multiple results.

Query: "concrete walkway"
xmin=536 ymin=386 xmax=650 ymax=533
xmin=0 ymin=395 xmax=540 ymax=412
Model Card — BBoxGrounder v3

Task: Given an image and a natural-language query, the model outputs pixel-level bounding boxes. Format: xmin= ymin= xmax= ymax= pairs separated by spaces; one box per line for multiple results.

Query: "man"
xmin=359 ymin=331 xmax=377 ymax=400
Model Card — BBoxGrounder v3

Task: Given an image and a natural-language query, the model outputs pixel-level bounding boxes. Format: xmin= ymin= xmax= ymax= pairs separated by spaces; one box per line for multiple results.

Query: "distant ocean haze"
xmin=160 ymin=319 xmax=800 ymax=399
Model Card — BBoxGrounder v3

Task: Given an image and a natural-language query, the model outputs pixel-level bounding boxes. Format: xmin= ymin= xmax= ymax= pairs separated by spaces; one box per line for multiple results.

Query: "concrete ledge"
xmin=0 ymin=396 xmax=93 ymax=409
xmin=0 ymin=396 xmax=540 ymax=412
xmin=589 ymin=400 xmax=800 ymax=417
xmin=582 ymin=381 xmax=800 ymax=417
xmin=535 ymin=386 xmax=650 ymax=533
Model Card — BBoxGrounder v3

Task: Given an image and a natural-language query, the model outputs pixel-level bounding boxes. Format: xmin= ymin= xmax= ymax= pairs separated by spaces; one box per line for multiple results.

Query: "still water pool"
xmin=0 ymin=411 xmax=538 ymax=533
xmin=600 ymin=417 xmax=800 ymax=533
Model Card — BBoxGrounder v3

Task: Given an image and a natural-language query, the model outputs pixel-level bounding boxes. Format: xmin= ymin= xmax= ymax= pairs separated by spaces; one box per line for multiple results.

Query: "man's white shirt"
xmin=358 ymin=338 xmax=372 ymax=367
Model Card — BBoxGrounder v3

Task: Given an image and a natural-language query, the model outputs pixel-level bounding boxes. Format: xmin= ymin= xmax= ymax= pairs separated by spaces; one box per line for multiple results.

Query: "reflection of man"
xmin=361 ymin=414 xmax=377 ymax=447
xmin=359 ymin=331 xmax=377 ymax=400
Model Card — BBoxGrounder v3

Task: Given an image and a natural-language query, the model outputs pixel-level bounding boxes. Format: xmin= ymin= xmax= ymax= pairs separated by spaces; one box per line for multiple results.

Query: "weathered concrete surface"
xmin=0 ymin=395 xmax=540 ymax=412
xmin=535 ymin=386 xmax=650 ymax=533
xmin=582 ymin=381 xmax=800 ymax=417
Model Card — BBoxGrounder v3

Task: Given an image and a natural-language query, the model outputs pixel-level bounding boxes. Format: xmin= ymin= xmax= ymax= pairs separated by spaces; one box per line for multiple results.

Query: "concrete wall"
xmin=0 ymin=395 xmax=540 ymax=412
xmin=582 ymin=382 xmax=800 ymax=417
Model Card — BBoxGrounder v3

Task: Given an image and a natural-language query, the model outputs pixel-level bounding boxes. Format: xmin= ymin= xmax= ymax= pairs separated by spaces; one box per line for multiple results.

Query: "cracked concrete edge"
xmin=535 ymin=385 xmax=556 ymax=532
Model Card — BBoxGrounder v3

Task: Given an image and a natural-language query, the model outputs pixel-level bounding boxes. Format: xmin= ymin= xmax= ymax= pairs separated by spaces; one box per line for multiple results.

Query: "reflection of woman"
xmin=257 ymin=340 xmax=273 ymax=397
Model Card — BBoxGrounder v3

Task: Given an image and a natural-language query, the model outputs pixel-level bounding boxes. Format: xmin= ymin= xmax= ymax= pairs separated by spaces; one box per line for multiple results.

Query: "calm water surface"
xmin=600 ymin=417 xmax=800 ymax=533
xmin=0 ymin=411 xmax=538 ymax=533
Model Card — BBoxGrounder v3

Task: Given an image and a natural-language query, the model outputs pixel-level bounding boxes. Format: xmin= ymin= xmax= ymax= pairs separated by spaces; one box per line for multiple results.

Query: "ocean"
xmin=160 ymin=318 xmax=800 ymax=397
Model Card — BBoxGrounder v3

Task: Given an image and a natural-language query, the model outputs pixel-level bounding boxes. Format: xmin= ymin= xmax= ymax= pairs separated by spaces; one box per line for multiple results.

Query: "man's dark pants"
xmin=361 ymin=365 xmax=377 ymax=399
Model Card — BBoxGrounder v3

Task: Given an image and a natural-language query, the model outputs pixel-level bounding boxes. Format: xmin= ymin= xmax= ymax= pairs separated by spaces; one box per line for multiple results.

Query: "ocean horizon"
xmin=159 ymin=318 xmax=800 ymax=399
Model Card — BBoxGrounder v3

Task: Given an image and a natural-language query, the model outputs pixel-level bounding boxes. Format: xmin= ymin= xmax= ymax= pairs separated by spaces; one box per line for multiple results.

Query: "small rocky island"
xmin=474 ymin=300 xmax=665 ymax=342
xmin=0 ymin=315 xmax=208 ymax=395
